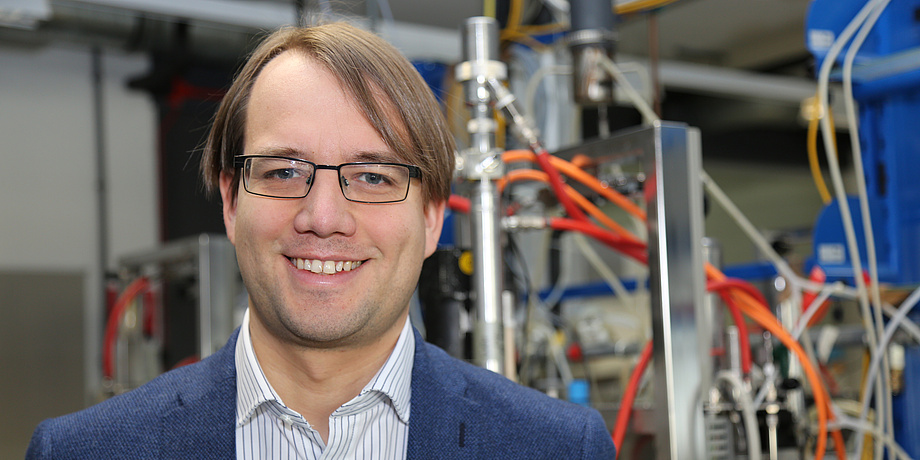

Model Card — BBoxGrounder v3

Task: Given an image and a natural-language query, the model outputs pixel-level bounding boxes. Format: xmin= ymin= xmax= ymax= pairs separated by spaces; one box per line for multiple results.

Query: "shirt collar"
xmin=235 ymin=308 xmax=414 ymax=426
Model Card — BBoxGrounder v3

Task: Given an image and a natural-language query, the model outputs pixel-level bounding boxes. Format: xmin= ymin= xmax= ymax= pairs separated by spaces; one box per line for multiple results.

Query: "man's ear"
xmin=423 ymin=199 xmax=446 ymax=258
xmin=219 ymin=172 xmax=237 ymax=245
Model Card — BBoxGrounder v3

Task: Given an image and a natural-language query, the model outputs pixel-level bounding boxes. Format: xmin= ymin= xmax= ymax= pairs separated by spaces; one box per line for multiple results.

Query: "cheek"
xmin=233 ymin=200 xmax=290 ymax=252
xmin=362 ymin=208 xmax=425 ymax=256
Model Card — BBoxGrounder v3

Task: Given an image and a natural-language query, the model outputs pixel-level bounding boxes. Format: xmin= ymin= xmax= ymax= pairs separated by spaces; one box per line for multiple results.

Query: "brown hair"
xmin=200 ymin=22 xmax=455 ymax=205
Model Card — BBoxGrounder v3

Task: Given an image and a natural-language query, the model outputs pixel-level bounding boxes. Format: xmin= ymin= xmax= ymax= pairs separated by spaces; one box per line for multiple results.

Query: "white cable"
xmin=524 ymin=64 xmax=572 ymax=130
xmin=792 ymin=281 xmax=846 ymax=340
xmin=882 ymin=302 xmax=920 ymax=344
xmin=841 ymin=4 xmax=894 ymax=460
xmin=715 ymin=371 xmax=763 ymax=460
xmin=831 ymin=405 xmax=912 ymax=460
xmin=571 ymin=233 xmax=633 ymax=304
xmin=597 ymin=54 xmax=660 ymax=125
xmin=701 ymin=170 xmax=816 ymax=292
xmin=816 ymin=2 xmax=891 ymax=458
xmin=854 ymin=285 xmax=920 ymax=459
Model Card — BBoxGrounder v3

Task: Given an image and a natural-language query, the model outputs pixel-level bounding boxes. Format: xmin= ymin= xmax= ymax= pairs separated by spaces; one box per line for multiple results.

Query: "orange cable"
xmin=706 ymin=263 xmax=845 ymax=460
xmin=500 ymin=169 xmax=641 ymax=242
xmin=500 ymin=147 xmax=844 ymax=459
xmin=503 ymin=150 xmax=647 ymax=221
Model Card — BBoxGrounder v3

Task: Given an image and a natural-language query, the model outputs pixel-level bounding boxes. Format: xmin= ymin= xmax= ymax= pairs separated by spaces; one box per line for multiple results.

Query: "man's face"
xmin=219 ymin=51 xmax=444 ymax=349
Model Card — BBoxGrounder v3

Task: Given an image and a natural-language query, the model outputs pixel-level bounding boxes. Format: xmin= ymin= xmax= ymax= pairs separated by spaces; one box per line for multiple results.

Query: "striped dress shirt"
xmin=235 ymin=309 xmax=414 ymax=459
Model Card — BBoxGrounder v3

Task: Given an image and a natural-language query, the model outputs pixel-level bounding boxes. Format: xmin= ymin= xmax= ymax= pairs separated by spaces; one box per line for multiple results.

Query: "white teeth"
xmin=291 ymin=257 xmax=362 ymax=274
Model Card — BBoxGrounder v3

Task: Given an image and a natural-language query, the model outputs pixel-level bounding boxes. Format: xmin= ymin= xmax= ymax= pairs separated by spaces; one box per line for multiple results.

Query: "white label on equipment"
xmin=818 ymin=243 xmax=846 ymax=264
xmin=808 ymin=29 xmax=835 ymax=52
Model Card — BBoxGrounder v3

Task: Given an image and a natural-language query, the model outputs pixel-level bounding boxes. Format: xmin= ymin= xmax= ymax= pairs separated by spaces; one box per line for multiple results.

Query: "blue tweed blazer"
xmin=27 ymin=328 xmax=616 ymax=459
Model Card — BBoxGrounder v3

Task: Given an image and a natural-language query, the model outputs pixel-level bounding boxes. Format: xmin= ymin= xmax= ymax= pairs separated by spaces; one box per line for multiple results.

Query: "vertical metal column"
xmin=645 ymin=123 xmax=707 ymax=459
xmin=457 ymin=17 xmax=506 ymax=374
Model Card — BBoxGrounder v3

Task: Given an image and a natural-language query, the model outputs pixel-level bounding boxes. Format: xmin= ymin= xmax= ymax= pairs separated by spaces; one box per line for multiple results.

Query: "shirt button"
xmin=280 ymin=414 xmax=294 ymax=424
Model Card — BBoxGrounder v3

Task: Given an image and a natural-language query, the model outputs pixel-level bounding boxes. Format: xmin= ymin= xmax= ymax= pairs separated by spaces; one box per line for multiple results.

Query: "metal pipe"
xmin=568 ymin=0 xmax=617 ymax=105
xmin=89 ymin=45 xmax=108 ymax=405
xmin=458 ymin=16 xmax=505 ymax=375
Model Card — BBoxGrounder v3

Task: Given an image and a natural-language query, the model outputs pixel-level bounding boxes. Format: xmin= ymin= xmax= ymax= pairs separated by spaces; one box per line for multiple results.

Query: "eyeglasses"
xmin=234 ymin=155 xmax=421 ymax=204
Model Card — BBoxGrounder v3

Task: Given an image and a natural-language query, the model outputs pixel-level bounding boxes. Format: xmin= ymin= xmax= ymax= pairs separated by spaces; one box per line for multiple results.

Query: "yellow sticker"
xmin=459 ymin=251 xmax=474 ymax=275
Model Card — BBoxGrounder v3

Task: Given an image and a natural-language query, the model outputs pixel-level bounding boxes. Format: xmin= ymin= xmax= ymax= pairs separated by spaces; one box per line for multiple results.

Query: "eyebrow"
xmin=350 ymin=150 xmax=404 ymax=164
xmin=248 ymin=146 xmax=303 ymax=158
xmin=248 ymin=147 xmax=405 ymax=164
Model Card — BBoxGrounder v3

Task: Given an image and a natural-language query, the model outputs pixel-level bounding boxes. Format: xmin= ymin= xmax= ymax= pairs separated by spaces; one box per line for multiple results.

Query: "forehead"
xmin=245 ymin=52 xmax=387 ymax=162
xmin=245 ymin=50 xmax=408 ymax=164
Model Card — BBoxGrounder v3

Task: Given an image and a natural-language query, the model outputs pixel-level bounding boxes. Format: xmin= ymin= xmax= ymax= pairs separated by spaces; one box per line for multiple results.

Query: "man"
xmin=27 ymin=23 xmax=616 ymax=459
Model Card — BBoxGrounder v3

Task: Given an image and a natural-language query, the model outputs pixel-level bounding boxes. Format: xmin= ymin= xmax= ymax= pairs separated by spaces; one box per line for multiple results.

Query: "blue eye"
xmin=267 ymin=168 xmax=298 ymax=180
xmin=262 ymin=167 xmax=311 ymax=182
xmin=358 ymin=172 xmax=390 ymax=186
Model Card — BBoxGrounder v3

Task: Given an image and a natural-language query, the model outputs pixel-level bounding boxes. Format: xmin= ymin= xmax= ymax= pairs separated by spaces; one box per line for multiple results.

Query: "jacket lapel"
xmin=407 ymin=328 xmax=481 ymax=458
xmin=159 ymin=329 xmax=239 ymax=458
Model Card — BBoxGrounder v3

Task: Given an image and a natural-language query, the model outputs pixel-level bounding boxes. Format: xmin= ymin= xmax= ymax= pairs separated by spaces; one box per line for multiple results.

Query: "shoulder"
xmin=412 ymin=338 xmax=615 ymax=459
xmin=420 ymin=340 xmax=594 ymax=420
xmin=26 ymin=331 xmax=238 ymax=459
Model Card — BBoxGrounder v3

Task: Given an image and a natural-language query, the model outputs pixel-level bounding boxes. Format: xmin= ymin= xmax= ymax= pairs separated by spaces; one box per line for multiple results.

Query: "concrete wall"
xmin=0 ymin=41 xmax=156 ymax=457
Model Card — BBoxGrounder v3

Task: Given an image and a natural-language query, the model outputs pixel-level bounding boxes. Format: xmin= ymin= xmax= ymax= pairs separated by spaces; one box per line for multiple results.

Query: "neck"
xmin=248 ymin=313 xmax=406 ymax=442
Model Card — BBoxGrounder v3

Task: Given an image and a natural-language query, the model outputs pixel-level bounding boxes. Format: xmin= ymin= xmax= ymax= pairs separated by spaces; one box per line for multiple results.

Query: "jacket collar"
xmin=151 ymin=326 xmax=479 ymax=458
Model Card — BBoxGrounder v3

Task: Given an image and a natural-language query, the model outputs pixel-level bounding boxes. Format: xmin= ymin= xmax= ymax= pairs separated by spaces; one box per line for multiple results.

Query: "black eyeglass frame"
xmin=233 ymin=155 xmax=422 ymax=204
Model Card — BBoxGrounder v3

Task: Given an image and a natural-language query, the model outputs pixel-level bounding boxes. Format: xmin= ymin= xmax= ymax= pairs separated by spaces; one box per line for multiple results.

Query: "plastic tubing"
xmin=854 ymin=285 xmax=920 ymax=459
xmin=549 ymin=217 xmax=648 ymax=264
xmin=515 ymin=149 xmax=838 ymax=456
xmin=707 ymin=263 xmax=847 ymax=460
xmin=533 ymin=147 xmax=589 ymax=222
xmin=842 ymin=5 xmax=894 ymax=456
xmin=613 ymin=339 xmax=653 ymax=457
xmin=817 ymin=3 xmax=892 ymax=456
xmin=707 ymin=278 xmax=769 ymax=311
xmin=793 ymin=282 xmax=845 ymax=340
xmin=448 ymin=194 xmax=471 ymax=214
xmin=103 ymin=277 xmax=151 ymax=380
xmin=502 ymin=150 xmax=647 ymax=222
xmin=832 ymin=413 xmax=912 ymax=460
xmin=500 ymin=147 xmax=842 ymax=457
xmin=500 ymin=168 xmax=642 ymax=242
xmin=806 ymin=95 xmax=833 ymax=205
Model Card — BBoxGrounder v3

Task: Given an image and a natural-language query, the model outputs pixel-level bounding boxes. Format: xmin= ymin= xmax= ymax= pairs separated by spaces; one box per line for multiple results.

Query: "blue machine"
xmin=807 ymin=1 xmax=920 ymax=457
xmin=806 ymin=0 xmax=920 ymax=286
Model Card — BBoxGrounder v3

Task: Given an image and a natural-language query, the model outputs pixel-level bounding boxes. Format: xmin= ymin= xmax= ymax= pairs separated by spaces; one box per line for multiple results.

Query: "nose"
xmin=292 ymin=168 xmax=357 ymax=238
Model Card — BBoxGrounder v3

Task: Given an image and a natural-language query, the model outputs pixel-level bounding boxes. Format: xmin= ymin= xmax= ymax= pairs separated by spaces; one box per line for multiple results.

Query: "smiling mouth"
xmin=288 ymin=257 xmax=364 ymax=274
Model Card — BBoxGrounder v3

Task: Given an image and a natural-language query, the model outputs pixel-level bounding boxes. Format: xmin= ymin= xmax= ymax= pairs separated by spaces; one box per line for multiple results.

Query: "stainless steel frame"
xmin=645 ymin=123 xmax=707 ymax=459
xmin=118 ymin=233 xmax=243 ymax=360
xmin=556 ymin=121 xmax=707 ymax=458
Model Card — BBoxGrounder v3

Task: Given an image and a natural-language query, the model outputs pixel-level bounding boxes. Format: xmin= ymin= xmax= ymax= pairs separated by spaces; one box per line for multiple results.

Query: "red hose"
xmin=448 ymin=194 xmax=471 ymax=214
xmin=103 ymin=277 xmax=151 ymax=380
xmin=534 ymin=149 xmax=589 ymax=222
xmin=707 ymin=278 xmax=770 ymax=311
xmin=707 ymin=280 xmax=754 ymax=375
xmin=549 ymin=217 xmax=648 ymax=264
xmin=612 ymin=339 xmax=653 ymax=456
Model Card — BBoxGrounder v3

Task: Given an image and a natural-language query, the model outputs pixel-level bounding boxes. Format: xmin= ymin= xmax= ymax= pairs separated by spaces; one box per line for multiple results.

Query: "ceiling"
xmin=381 ymin=0 xmax=819 ymax=161
xmin=1 ymin=0 xmax=824 ymax=160
xmin=384 ymin=0 xmax=814 ymax=72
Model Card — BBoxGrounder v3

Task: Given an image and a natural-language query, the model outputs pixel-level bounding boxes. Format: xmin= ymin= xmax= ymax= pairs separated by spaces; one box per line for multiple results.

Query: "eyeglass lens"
xmin=243 ymin=157 xmax=411 ymax=203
